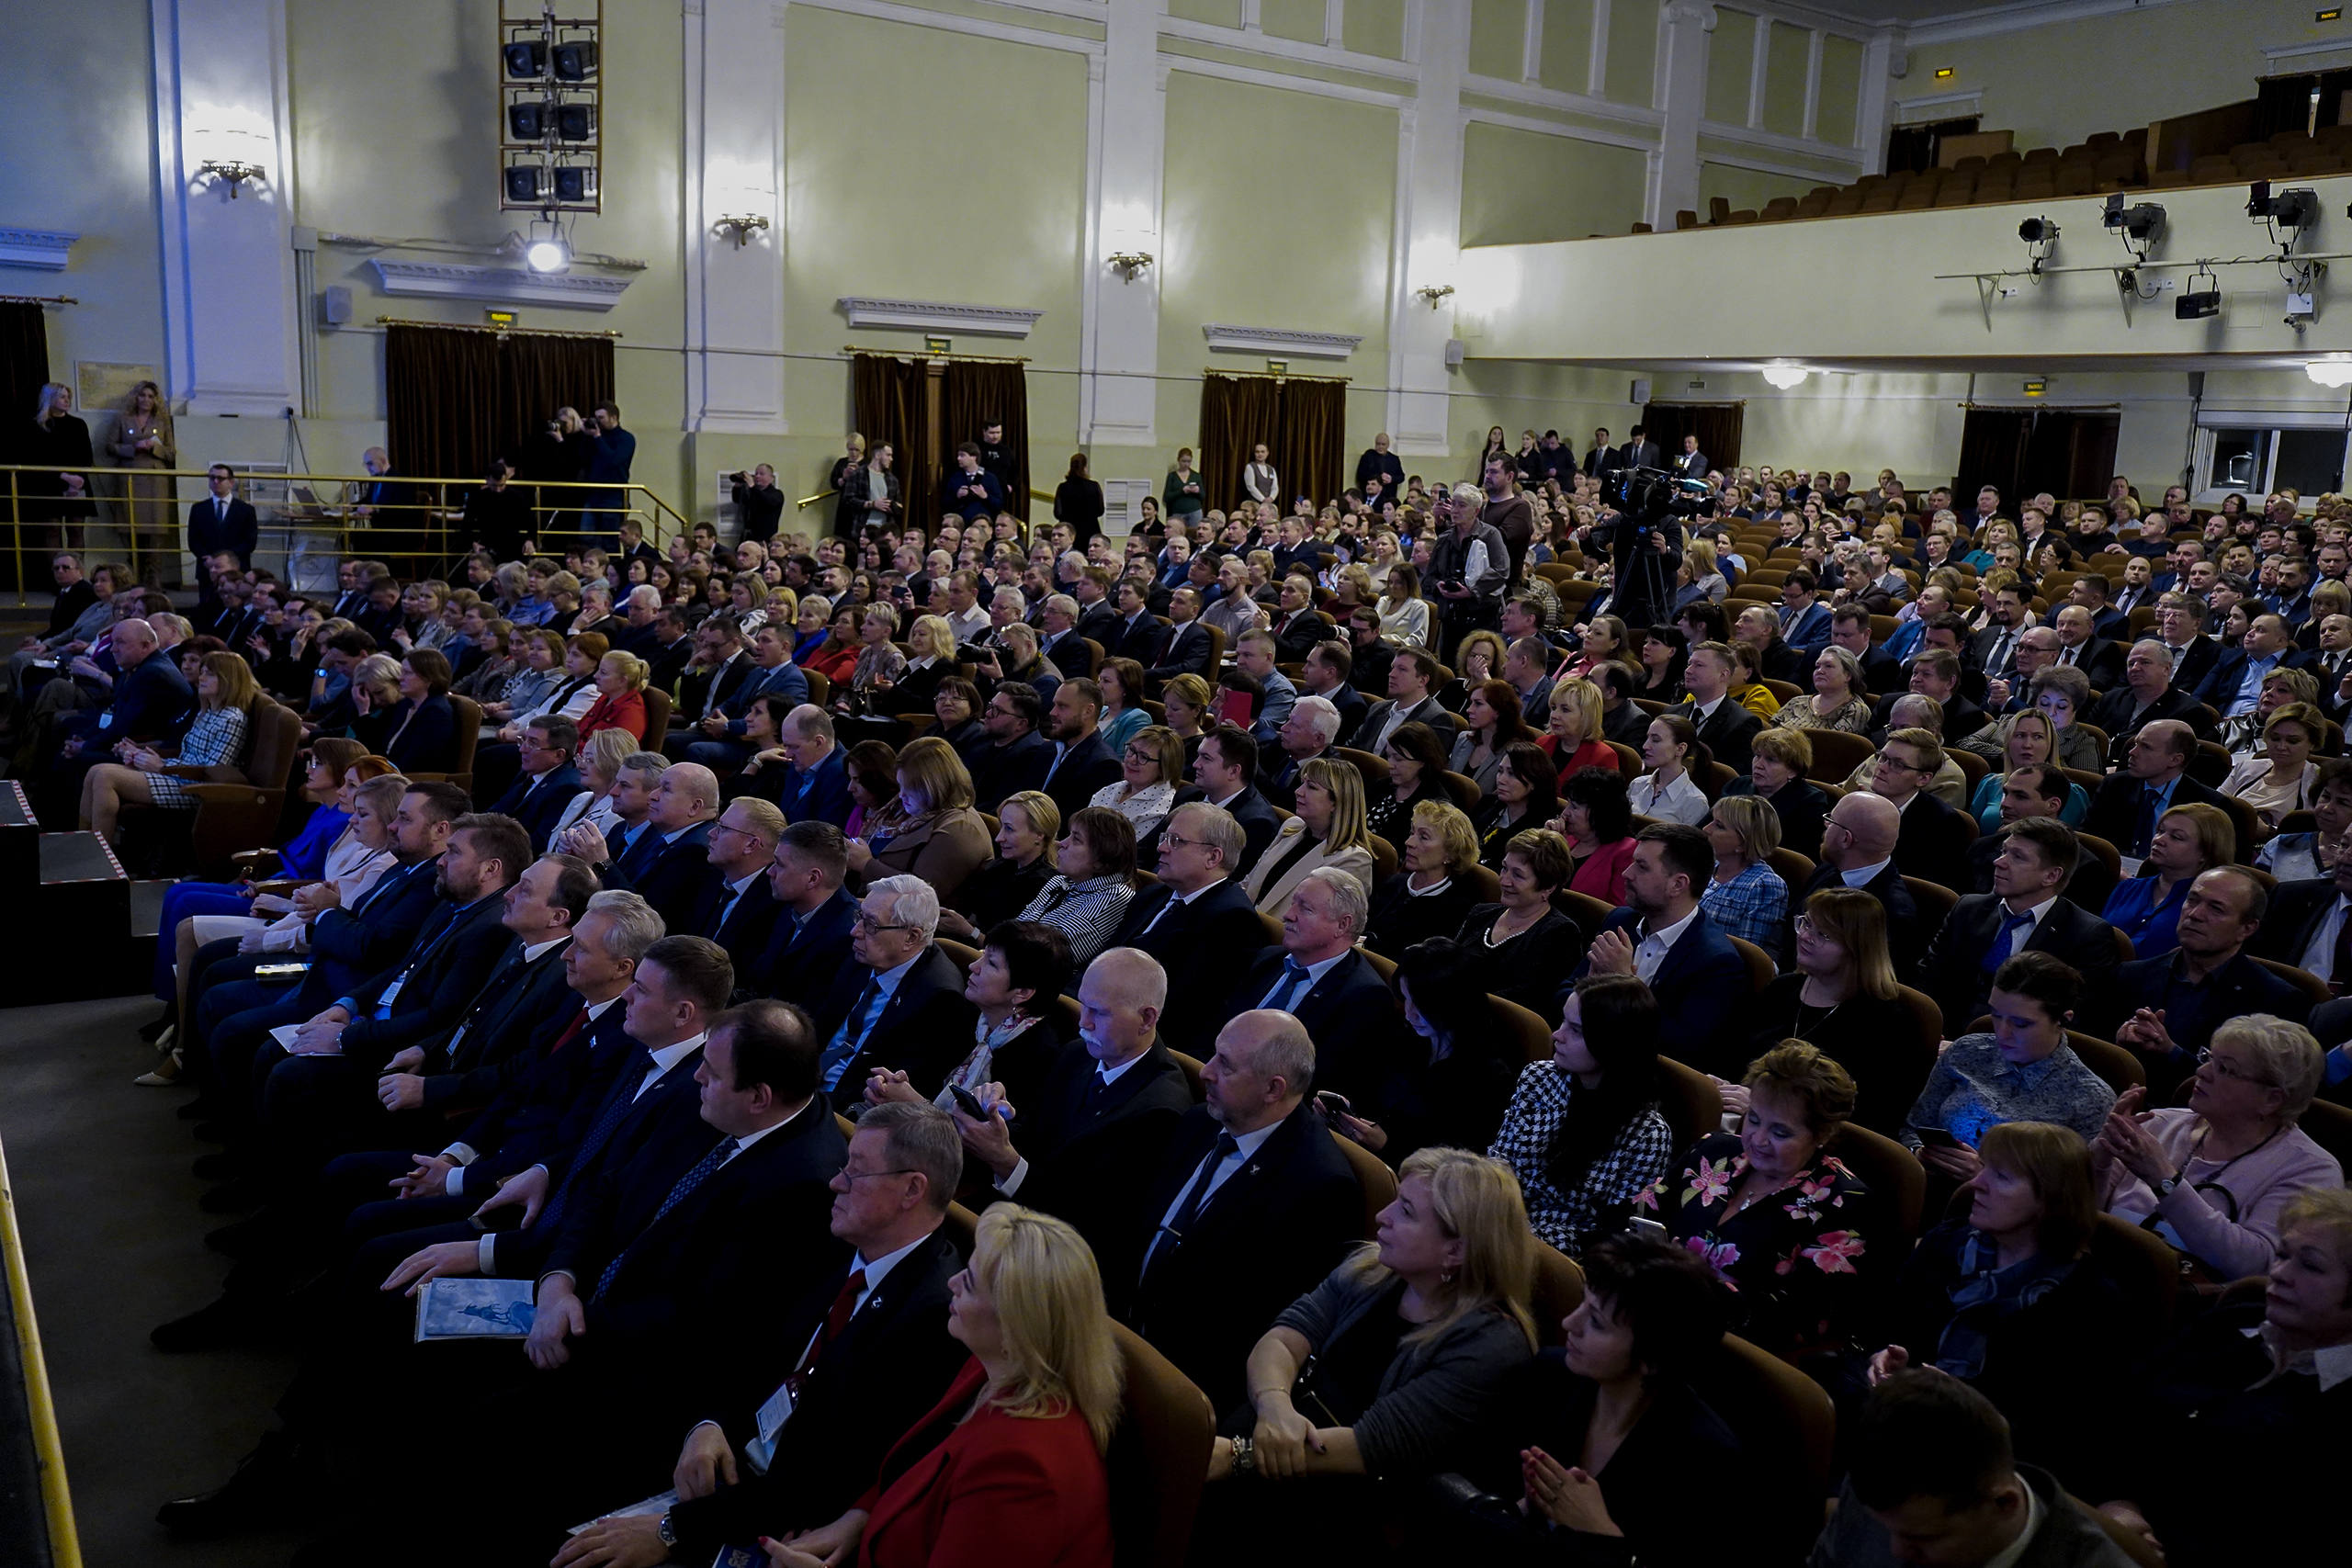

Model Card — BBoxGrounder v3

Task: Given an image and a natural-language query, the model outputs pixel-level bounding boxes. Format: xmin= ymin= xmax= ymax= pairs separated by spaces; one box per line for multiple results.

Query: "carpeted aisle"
xmin=0 ymin=994 xmax=309 ymax=1567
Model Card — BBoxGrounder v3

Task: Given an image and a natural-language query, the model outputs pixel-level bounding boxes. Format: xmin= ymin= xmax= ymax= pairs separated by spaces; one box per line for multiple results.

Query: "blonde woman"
xmin=1699 ymin=794 xmax=1788 ymax=957
xmin=549 ymin=727 xmax=639 ymax=840
xmin=576 ymin=649 xmax=649 ymax=744
xmin=81 ymin=651 xmax=256 ymax=843
xmin=1770 ymin=645 xmax=1873 ymax=734
xmin=1242 ymin=755 xmax=1376 ymax=913
xmin=1673 ymin=536 xmax=1726 ymax=611
xmin=772 ymin=1204 xmax=1123 ymax=1568
xmin=1205 ymin=1147 xmax=1537 ymax=1534
xmin=2222 ymin=701 xmax=2324 ymax=830
xmin=850 ymin=734 xmax=994 ymax=899
xmin=1091 ymin=723 xmax=1183 ymax=839
xmin=110 ymin=378 xmax=176 ymax=549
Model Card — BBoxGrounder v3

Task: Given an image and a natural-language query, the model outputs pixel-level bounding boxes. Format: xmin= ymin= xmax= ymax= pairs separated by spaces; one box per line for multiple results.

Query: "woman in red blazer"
xmin=765 ymin=1205 xmax=1122 ymax=1568
xmin=575 ymin=649 xmax=649 ymax=744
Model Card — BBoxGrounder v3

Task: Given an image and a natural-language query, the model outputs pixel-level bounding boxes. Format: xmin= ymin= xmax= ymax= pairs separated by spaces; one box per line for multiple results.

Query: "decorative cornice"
xmin=0 ymin=229 xmax=77 ymax=272
xmin=1899 ymin=0 xmax=2197 ymax=49
xmin=1203 ymin=323 xmax=1363 ymax=358
xmin=367 ymin=259 xmax=634 ymax=310
xmin=838 ymin=297 xmax=1044 ymax=337
xmin=1888 ymin=86 xmax=1983 ymax=124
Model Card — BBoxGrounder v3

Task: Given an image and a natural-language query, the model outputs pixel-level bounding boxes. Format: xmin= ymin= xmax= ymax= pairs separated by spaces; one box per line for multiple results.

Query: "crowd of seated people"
xmin=80 ymin=444 xmax=2352 ymax=1568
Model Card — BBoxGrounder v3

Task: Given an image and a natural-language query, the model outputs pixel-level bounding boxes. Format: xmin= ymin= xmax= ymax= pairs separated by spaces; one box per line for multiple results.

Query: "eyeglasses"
xmin=839 ymin=1167 xmax=919 ymax=1182
xmin=2194 ymin=1046 xmax=2272 ymax=1086
xmin=1124 ymin=746 xmax=1158 ymax=762
xmin=853 ymin=913 xmax=919 ymax=934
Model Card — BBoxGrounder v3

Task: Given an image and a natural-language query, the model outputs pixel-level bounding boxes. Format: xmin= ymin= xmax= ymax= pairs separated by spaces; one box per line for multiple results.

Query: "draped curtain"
xmin=1200 ymin=374 xmax=1342 ymax=513
xmin=942 ymin=360 xmax=1031 ymax=522
xmin=1955 ymin=408 xmax=2032 ymax=513
xmin=1957 ymin=407 xmax=2120 ymax=508
xmin=1639 ymin=401 xmax=1744 ymax=472
xmin=0 ymin=300 xmax=51 ymax=528
xmin=386 ymin=322 xmax=615 ymax=487
xmin=852 ymin=353 xmax=924 ymax=524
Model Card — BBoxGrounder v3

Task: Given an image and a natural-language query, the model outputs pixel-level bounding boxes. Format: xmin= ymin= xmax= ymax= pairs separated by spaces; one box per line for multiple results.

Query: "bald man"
xmin=2081 ymin=717 xmax=2233 ymax=861
xmin=1123 ymin=1009 xmax=1363 ymax=1411
xmin=957 ymin=946 xmax=1195 ymax=1272
xmin=50 ymin=617 xmax=195 ymax=805
xmin=562 ymin=761 xmax=723 ymax=931
xmin=1792 ymin=790 xmax=1925 ymax=975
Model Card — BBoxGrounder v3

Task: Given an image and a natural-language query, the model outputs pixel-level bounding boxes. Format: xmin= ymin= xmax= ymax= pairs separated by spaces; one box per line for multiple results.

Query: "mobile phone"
xmin=1315 ymin=1090 xmax=1351 ymax=1119
xmin=1915 ymin=1126 xmax=1965 ymax=1150
xmin=948 ymin=1084 xmax=991 ymax=1121
xmin=1628 ymin=1215 xmax=1668 ymax=1241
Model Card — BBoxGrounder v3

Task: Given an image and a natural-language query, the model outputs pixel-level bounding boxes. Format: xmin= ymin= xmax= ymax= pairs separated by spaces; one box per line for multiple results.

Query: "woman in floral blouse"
xmin=1639 ymin=1040 xmax=1872 ymax=1357
xmin=1489 ymin=974 xmax=1677 ymax=1255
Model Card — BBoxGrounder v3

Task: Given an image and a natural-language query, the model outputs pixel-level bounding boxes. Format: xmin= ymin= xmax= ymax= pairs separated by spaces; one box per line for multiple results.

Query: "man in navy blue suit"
xmin=560 ymin=761 xmax=721 ymax=934
xmin=1220 ymin=868 xmax=1399 ymax=1100
xmin=752 ymin=819 xmax=861 ymax=1004
xmin=189 ymin=464 xmax=260 ymax=569
xmin=1566 ymin=823 xmax=1749 ymax=1071
xmin=767 ymin=705 xmax=854 ymax=827
xmin=938 ymin=442 xmax=1004 ymax=524
xmin=681 ymin=621 xmax=808 ymax=771
xmin=485 ymin=715 xmax=583 ymax=853
xmin=1776 ymin=569 xmax=1835 ymax=658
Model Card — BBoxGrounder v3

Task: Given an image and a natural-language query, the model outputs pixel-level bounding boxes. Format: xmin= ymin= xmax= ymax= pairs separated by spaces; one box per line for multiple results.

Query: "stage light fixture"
xmin=554 ymin=103 xmax=596 ymax=141
xmin=1761 ymin=365 xmax=1811 ymax=389
xmin=525 ymin=219 xmax=571 ymax=274
xmin=2018 ymin=216 xmax=2056 ymax=244
xmin=2101 ymin=193 xmax=2165 ymax=242
xmin=503 ymin=39 xmax=545 ymax=78
xmin=2308 ymin=356 xmax=2352 ymax=388
xmin=503 ymin=164 xmax=548 ymax=204
xmin=2176 ymin=265 xmax=2221 ymax=320
xmin=507 ymin=102 xmax=547 ymax=141
xmin=552 ymin=40 xmax=598 ymax=81
xmin=552 ymin=164 xmax=598 ymax=204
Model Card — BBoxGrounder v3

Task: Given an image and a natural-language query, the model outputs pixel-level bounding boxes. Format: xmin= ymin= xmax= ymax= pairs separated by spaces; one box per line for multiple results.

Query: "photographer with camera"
xmin=1428 ymin=482 xmax=1510 ymax=652
xmin=729 ymin=463 xmax=785 ymax=545
xmin=1585 ymin=467 xmax=1692 ymax=635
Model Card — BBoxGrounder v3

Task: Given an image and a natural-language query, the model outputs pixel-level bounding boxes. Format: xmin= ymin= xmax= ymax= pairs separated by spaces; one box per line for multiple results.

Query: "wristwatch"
xmin=2152 ymin=1172 xmax=2181 ymax=1201
xmin=656 ymin=1512 xmax=678 ymax=1549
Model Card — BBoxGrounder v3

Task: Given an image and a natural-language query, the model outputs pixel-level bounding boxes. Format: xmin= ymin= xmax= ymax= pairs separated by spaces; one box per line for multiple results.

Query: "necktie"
xmin=1981 ymin=908 xmax=2036 ymax=973
xmin=537 ymin=1044 xmax=655 ymax=1235
xmin=820 ymin=977 xmax=886 ymax=1089
xmin=785 ymin=1266 xmax=868 ymax=1402
xmin=591 ymin=1138 xmax=734 ymax=1301
xmin=1144 ymin=1133 xmax=1241 ymax=1283
xmin=1138 ymin=888 xmax=1180 ymax=937
xmin=1081 ymin=1066 xmax=1119 ymax=1118
xmin=1263 ymin=955 xmax=1313 ymax=1013
xmin=1987 ymin=632 xmax=2012 ymax=678
xmin=2332 ymin=904 xmax=2352 ymax=997
xmin=544 ymin=1006 xmax=592 ymax=1056
xmin=2134 ymin=786 xmax=2163 ymax=856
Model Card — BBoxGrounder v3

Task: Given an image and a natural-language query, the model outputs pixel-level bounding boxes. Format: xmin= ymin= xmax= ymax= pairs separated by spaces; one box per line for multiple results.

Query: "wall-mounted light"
xmin=525 ymin=216 xmax=571 ymax=274
xmin=1107 ymin=251 xmax=1155 ymax=280
xmin=1415 ymin=284 xmax=1456 ymax=308
xmin=1761 ymin=364 xmax=1810 ymax=389
xmin=1935 ymin=67 xmax=1955 ymax=79
xmin=2018 ymin=216 xmax=2059 ymax=275
xmin=198 ymin=158 xmax=267 ymax=199
xmin=713 ymin=213 xmax=770 ymax=248
xmin=2308 ymin=356 xmax=2352 ymax=387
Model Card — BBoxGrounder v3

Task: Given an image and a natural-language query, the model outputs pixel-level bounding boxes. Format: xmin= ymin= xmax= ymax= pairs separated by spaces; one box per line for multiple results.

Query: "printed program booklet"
xmin=413 ymin=1277 xmax=536 ymax=1341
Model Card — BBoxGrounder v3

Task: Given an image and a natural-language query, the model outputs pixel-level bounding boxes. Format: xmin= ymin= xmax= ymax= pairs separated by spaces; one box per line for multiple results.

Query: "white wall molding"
xmin=1463 ymin=106 xmax=1661 ymax=157
xmin=1698 ymin=145 xmax=1859 ymax=184
xmin=1080 ymin=0 xmax=1163 ymax=447
xmin=840 ymin=297 xmax=1046 ymax=337
xmin=1900 ymin=0 xmax=2198 ymax=49
xmin=1460 ymin=72 xmax=1667 ymax=130
xmin=368 ymin=259 xmax=635 ymax=310
xmin=1202 ymin=323 xmax=1363 ymax=357
xmin=1158 ymin=51 xmax=1412 ymax=107
xmin=784 ymin=0 xmax=1100 ymax=57
xmin=1888 ymin=85 xmax=1984 ymax=124
xmin=1700 ymin=117 xmax=1868 ymax=165
xmin=683 ymin=0 xmax=787 ymax=435
xmin=0 ymin=229 xmax=77 ymax=272
xmin=152 ymin=0 xmax=301 ymax=417
xmin=2262 ymin=38 xmax=2352 ymax=69
xmin=1153 ymin=15 xmax=1420 ymax=85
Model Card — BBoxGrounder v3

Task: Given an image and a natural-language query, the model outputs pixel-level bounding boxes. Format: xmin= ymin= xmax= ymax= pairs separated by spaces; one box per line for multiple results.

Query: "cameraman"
xmin=1585 ymin=472 xmax=1685 ymax=633
xmin=729 ymin=463 xmax=785 ymax=545
xmin=1427 ymin=481 xmax=1510 ymax=652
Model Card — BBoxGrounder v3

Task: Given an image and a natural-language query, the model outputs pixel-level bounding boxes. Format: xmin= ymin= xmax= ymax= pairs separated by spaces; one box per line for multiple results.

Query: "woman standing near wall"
xmin=1055 ymin=452 xmax=1104 ymax=553
xmin=110 ymin=379 xmax=175 ymax=568
xmin=20 ymin=383 xmax=94 ymax=547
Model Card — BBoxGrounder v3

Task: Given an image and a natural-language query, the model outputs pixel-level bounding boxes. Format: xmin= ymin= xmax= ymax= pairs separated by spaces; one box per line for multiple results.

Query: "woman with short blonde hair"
xmin=1091 ymin=723 xmax=1184 ymax=839
xmin=854 ymin=734 xmax=993 ymax=898
xmin=1242 ymin=754 xmax=1376 ymax=913
xmin=80 ymin=650 xmax=256 ymax=843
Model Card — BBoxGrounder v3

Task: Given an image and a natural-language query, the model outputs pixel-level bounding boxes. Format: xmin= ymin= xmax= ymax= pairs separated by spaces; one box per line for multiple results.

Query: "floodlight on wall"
xmin=553 ymin=103 xmax=597 ymax=141
xmin=1107 ymin=252 xmax=1155 ymax=280
xmin=503 ymin=164 xmax=549 ymax=204
xmin=197 ymin=159 xmax=266 ymax=199
xmin=503 ymin=39 xmax=546 ymax=78
xmin=2101 ymin=192 xmax=2165 ymax=264
xmin=1761 ymin=364 xmax=1811 ymax=389
xmin=2249 ymin=182 xmax=2318 ymax=229
xmin=552 ymin=40 xmax=598 ymax=81
xmin=2308 ymin=356 xmax=2352 ymax=388
xmin=714 ymin=214 xmax=770 ymax=249
xmin=551 ymin=164 xmax=598 ymax=204
xmin=525 ymin=217 xmax=571 ymax=274
xmin=2176 ymin=265 xmax=2221 ymax=320
xmin=1415 ymin=284 xmax=1457 ymax=308
xmin=2018 ymin=216 xmax=2058 ymax=275
xmin=507 ymin=102 xmax=548 ymax=141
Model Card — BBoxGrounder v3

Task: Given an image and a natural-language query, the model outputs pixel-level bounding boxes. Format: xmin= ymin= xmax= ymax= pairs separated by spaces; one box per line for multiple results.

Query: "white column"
xmin=1079 ymin=0 xmax=1164 ymax=447
xmin=152 ymin=0 xmax=300 ymax=416
xmin=682 ymin=0 xmax=787 ymax=434
xmin=1385 ymin=1 xmax=1468 ymax=460
xmin=1651 ymin=1 xmax=1718 ymax=228
xmin=1857 ymin=26 xmax=1905 ymax=172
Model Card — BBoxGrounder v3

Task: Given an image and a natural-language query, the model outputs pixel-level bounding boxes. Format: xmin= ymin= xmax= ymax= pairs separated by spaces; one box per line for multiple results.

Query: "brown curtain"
xmin=1640 ymin=401 xmax=1744 ymax=471
xmin=852 ymin=353 xmax=925 ymax=526
xmin=1956 ymin=408 xmax=2032 ymax=508
xmin=0 ymin=300 xmax=51 ymax=526
xmin=387 ymin=322 xmax=614 ymax=487
xmin=941 ymin=360 xmax=1031 ymax=521
xmin=1200 ymin=374 xmax=1281 ymax=515
xmin=1956 ymin=406 xmax=2118 ymax=508
xmin=1272 ymin=379 xmax=1345 ymax=509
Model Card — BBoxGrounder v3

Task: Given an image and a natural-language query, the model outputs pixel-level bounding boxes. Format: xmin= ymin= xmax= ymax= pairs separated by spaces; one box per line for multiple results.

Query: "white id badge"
xmin=2117 ymin=855 xmax=2145 ymax=881
xmin=755 ymin=1382 xmax=795 ymax=1446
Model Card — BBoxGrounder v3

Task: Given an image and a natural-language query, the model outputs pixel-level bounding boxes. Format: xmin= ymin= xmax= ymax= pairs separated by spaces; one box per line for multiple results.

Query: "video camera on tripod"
xmin=1589 ymin=465 xmax=1708 ymax=629
xmin=1600 ymin=465 xmax=1713 ymax=526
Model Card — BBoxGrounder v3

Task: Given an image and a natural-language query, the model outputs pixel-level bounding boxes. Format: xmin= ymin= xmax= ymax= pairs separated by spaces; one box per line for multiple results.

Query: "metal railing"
xmin=0 ymin=464 xmax=694 ymax=605
xmin=0 ymin=1129 xmax=79 ymax=1568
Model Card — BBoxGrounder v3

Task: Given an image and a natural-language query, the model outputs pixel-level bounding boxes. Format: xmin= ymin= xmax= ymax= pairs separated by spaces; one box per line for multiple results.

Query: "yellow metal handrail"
xmin=795 ymin=487 xmax=837 ymax=511
xmin=0 ymin=1130 xmax=81 ymax=1568
xmin=0 ymin=463 xmax=695 ymax=605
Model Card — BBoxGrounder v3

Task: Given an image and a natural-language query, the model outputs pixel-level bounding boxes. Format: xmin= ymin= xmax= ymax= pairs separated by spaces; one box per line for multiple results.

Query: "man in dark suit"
xmin=1966 ymin=583 xmax=2032 ymax=686
xmin=1113 ymin=800 xmax=1275 ymax=1055
xmin=560 ymin=1102 xmax=971 ymax=1565
xmin=968 ymin=682 xmax=1053 ymax=816
xmin=1145 ymin=589 xmax=1215 ymax=689
xmin=1104 ymin=579 xmax=1167 ymax=666
xmin=1349 ymin=649 xmax=1448 ymax=754
xmin=2079 ymin=720 xmax=2230 ymax=861
xmin=753 ymin=820 xmax=860 ymax=1005
xmin=1732 ymin=603 xmax=1811 ymax=686
xmin=1260 ymin=694 xmax=1341 ymax=812
xmin=2048 ymin=605 xmax=2126 ymax=692
xmin=686 ymin=796 xmax=783 ymax=959
xmin=54 ymin=615 xmax=192 ymax=780
xmin=1876 ymin=648 xmax=1988 ymax=746
xmin=2193 ymin=613 xmax=2294 ymax=719
xmin=1918 ymin=818 xmax=2121 ymax=1029
xmin=190 ymin=464 xmax=261 ymax=569
xmin=1035 ymin=595 xmax=1094 ymax=679
xmin=1221 ymin=868 xmax=1402 ymax=1100
xmin=485 ymin=715 xmax=583 ymax=853
xmin=682 ymin=622 xmax=810 ymax=772
xmin=1672 ymin=433 xmax=1708 ymax=479
xmin=673 ymin=618 xmax=752 ymax=749
xmin=1356 ymin=434 xmax=1406 ymax=496
xmin=1035 ymin=677 xmax=1125 ymax=826
xmin=2086 ymin=867 xmax=2311 ymax=1101
xmin=643 ymin=606 xmax=695 ymax=695
xmin=1072 ymin=571 xmax=1122 ymax=651
xmin=1672 ymin=640 xmax=1762 ymax=776
xmin=1830 ymin=607 xmax=1905 ymax=697
xmin=1795 ymin=791 xmax=1925 ymax=978
xmin=1141 ymin=726 xmax=1283 ymax=881
xmin=1963 ymin=764 xmax=2117 ymax=916
xmin=1619 ymin=424 xmax=1662 ymax=472
xmin=763 ymin=706 xmax=854 ymax=829
xmin=1872 ymin=728 xmax=1976 ymax=894
xmin=808 ymin=874 xmax=976 ymax=1102
xmin=1296 ymin=642 xmax=1368 ymax=746
xmin=560 ymin=761 xmax=723 ymax=933
xmin=1583 ymin=427 xmax=1622 ymax=479
xmin=1566 ymin=824 xmax=1751 ymax=1074
xmin=958 ymin=946 xmax=1196 ymax=1279
xmin=1120 ymin=1010 xmax=1363 ymax=1413
xmin=1268 ymin=576 xmax=1327 ymax=665
xmin=2087 ymin=641 xmax=2211 ymax=765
